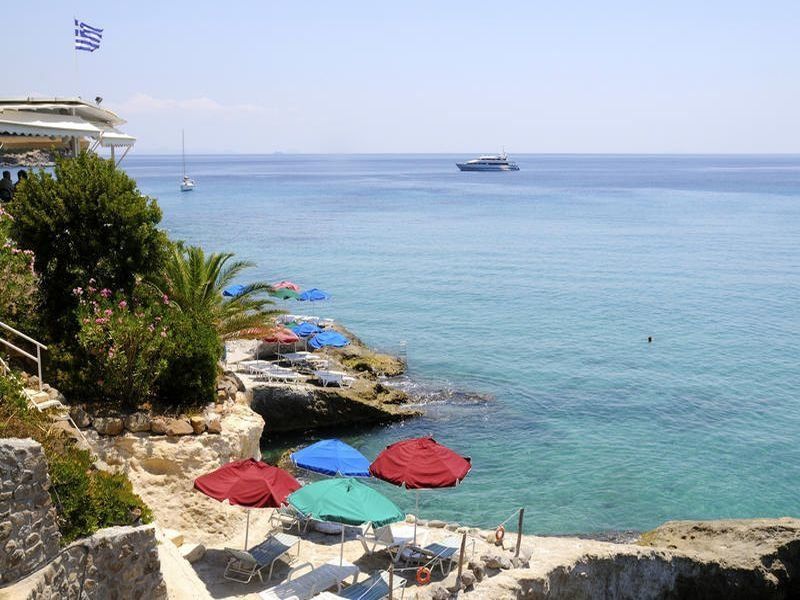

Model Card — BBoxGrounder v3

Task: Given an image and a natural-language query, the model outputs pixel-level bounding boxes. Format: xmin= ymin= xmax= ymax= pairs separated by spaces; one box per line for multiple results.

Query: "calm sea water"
xmin=125 ymin=154 xmax=800 ymax=535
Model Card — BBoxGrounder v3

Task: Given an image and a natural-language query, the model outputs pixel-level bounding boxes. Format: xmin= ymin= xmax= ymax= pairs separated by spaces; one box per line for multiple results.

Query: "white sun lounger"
xmin=328 ymin=570 xmax=407 ymax=600
xmin=238 ymin=360 xmax=275 ymax=374
xmin=252 ymin=366 xmax=304 ymax=383
xmin=358 ymin=524 xmax=422 ymax=562
xmin=223 ymin=532 xmax=300 ymax=583
xmin=269 ymin=505 xmax=313 ymax=534
xmin=400 ymin=536 xmax=461 ymax=576
xmin=313 ymin=371 xmax=356 ymax=388
xmin=259 ymin=560 xmax=359 ymax=600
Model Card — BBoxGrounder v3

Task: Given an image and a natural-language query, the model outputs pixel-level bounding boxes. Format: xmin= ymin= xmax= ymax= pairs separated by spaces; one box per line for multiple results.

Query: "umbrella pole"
xmin=414 ymin=490 xmax=419 ymax=544
xmin=339 ymin=523 xmax=345 ymax=567
xmin=244 ymin=509 xmax=250 ymax=549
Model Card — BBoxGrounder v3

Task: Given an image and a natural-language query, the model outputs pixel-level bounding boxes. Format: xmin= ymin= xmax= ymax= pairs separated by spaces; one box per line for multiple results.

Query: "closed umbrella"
xmin=370 ymin=437 xmax=471 ymax=542
xmin=290 ymin=439 xmax=371 ymax=478
xmin=194 ymin=458 xmax=301 ymax=548
xmin=273 ymin=280 xmax=301 ymax=292
xmin=298 ymin=288 xmax=330 ymax=302
xmin=288 ymin=478 xmax=404 ymax=565
xmin=269 ymin=287 xmax=300 ymax=301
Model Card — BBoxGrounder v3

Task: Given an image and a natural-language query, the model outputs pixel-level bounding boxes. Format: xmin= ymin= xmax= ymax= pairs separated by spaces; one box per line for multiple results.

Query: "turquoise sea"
xmin=126 ymin=154 xmax=800 ymax=535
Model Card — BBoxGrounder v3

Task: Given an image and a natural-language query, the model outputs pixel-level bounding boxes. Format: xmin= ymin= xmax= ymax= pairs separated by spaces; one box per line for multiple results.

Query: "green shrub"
xmin=8 ymin=152 xmax=168 ymax=343
xmin=157 ymin=310 xmax=221 ymax=409
xmin=0 ymin=205 xmax=40 ymax=332
xmin=0 ymin=371 xmax=152 ymax=544
xmin=49 ymin=448 xmax=153 ymax=544
xmin=75 ymin=283 xmax=171 ymax=408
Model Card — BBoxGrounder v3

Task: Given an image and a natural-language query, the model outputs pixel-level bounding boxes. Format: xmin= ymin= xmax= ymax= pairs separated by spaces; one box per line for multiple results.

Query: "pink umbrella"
xmin=262 ymin=327 xmax=301 ymax=357
xmin=273 ymin=280 xmax=301 ymax=292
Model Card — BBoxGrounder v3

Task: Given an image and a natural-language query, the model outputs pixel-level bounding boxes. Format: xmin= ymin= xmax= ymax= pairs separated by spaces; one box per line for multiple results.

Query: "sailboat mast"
xmin=182 ymin=130 xmax=186 ymax=177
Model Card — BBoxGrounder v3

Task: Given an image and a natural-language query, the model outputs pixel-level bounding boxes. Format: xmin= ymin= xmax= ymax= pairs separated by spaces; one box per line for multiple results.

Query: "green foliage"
xmin=7 ymin=152 xmax=168 ymax=342
xmin=0 ymin=205 xmax=40 ymax=331
xmin=49 ymin=448 xmax=153 ymax=544
xmin=158 ymin=244 xmax=278 ymax=339
xmin=156 ymin=309 xmax=221 ymax=408
xmin=75 ymin=283 xmax=171 ymax=408
xmin=0 ymin=370 xmax=152 ymax=545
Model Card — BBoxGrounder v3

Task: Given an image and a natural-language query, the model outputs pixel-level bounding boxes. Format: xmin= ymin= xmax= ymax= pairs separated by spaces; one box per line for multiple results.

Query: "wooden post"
xmin=514 ymin=508 xmax=525 ymax=559
xmin=388 ymin=563 xmax=393 ymax=600
xmin=455 ymin=532 xmax=467 ymax=594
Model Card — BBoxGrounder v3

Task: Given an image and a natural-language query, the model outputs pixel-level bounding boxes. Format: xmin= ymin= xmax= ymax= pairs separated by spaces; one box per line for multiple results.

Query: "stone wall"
xmin=1 ymin=525 xmax=166 ymax=600
xmin=0 ymin=438 xmax=60 ymax=584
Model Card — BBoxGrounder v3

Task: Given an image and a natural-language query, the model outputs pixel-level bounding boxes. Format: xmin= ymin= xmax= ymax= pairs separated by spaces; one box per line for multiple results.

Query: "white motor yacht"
xmin=456 ymin=152 xmax=519 ymax=171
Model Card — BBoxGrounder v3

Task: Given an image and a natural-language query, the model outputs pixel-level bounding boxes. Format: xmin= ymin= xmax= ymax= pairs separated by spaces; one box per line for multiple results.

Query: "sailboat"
xmin=180 ymin=130 xmax=195 ymax=191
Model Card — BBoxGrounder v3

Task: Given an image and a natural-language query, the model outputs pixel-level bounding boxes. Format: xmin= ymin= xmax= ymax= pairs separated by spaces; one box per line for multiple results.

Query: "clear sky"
xmin=5 ymin=1 xmax=800 ymax=153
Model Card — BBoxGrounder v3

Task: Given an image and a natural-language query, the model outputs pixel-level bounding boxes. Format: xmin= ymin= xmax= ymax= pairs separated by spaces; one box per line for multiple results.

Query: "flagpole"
xmin=73 ymin=17 xmax=79 ymax=96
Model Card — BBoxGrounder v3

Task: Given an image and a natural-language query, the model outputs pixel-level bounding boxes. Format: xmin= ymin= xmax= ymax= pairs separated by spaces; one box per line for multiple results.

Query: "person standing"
xmin=14 ymin=169 xmax=27 ymax=191
xmin=0 ymin=171 xmax=14 ymax=202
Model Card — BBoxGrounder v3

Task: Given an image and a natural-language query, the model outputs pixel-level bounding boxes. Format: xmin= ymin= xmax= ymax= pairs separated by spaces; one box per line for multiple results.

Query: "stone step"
xmin=33 ymin=399 xmax=64 ymax=411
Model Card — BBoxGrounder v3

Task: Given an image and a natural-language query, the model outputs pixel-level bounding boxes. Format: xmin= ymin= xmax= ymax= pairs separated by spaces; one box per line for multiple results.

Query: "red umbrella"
xmin=261 ymin=328 xmax=301 ymax=357
xmin=194 ymin=458 xmax=301 ymax=547
xmin=273 ymin=280 xmax=301 ymax=292
xmin=370 ymin=437 xmax=471 ymax=541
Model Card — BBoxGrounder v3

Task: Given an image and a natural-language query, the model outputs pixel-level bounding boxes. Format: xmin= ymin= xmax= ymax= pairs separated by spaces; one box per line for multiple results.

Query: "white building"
xmin=0 ymin=97 xmax=135 ymax=164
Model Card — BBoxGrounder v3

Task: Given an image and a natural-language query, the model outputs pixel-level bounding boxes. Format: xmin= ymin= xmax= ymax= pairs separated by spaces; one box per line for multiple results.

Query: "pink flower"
xmin=95 ymin=317 xmax=108 ymax=324
xmin=104 ymin=309 xmax=113 ymax=316
xmin=162 ymin=294 xmax=169 ymax=305
xmin=160 ymin=330 xmax=167 ymax=338
xmin=118 ymin=300 xmax=128 ymax=310
xmin=148 ymin=324 xmax=155 ymax=332
xmin=100 ymin=288 xmax=112 ymax=298
xmin=72 ymin=287 xmax=83 ymax=296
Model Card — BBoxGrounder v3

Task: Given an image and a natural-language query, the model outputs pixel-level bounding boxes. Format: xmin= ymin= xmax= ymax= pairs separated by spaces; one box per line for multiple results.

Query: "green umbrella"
xmin=269 ymin=287 xmax=300 ymax=301
xmin=287 ymin=478 xmax=405 ymax=565
xmin=288 ymin=478 xmax=404 ymax=527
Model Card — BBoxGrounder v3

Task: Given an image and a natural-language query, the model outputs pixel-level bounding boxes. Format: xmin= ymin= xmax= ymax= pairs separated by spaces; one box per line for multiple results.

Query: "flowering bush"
xmin=0 ymin=205 xmax=39 ymax=329
xmin=76 ymin=281 xmax=171 ymax=408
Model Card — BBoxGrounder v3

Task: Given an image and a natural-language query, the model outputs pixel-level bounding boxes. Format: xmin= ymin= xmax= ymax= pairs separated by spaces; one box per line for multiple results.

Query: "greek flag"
xmin=74 ymin=19 xmax=103 ymax=52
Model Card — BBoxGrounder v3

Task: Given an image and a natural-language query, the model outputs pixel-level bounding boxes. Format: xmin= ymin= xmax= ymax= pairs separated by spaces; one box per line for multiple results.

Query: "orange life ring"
xmin=416 ymin=566 xmax=432 ymax=585
xmin=495 ymin=525 xmax=506 ymax=543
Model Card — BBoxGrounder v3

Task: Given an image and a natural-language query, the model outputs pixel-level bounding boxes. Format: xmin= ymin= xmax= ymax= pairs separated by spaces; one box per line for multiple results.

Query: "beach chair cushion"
xmin=336 ymin=571 xmax=406 ymax=600
xmin=259 ymin=560 xmax=359 ymax=600
xmin=224 ymin=532 xmax=300 ymax=583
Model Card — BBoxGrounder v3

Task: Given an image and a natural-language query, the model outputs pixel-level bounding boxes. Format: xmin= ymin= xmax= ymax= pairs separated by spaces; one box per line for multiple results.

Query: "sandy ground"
xmin=182 ymin=511 xmax=504 ymax=600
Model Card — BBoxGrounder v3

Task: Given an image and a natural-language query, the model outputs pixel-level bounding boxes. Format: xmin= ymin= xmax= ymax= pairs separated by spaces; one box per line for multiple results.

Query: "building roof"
xmin=0 ymin=97 xmax=134 ymax=148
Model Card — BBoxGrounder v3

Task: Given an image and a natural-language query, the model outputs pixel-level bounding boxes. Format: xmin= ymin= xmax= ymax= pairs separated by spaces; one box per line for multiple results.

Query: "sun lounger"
xmin=223 ymin=532 xmax=301 ymax=583
xmin=251 ymin=365 xmax=305 ymax=383
xmin=400 ymin=536 xmax=461 ymax=576
xmin=270 ymin=505 xmax=313 ymax=534
xmin=358 ymin=524 xmax=420 ymax=562
xmin=238 ymin=360 xmax=275 ymax=374
xmin=313 ymin=370 xmax=355 ymax=388
xmin=332 ymin=570 xmax=406 ymax=600
xmin=259 ymin=560 xmax=359 ymax=600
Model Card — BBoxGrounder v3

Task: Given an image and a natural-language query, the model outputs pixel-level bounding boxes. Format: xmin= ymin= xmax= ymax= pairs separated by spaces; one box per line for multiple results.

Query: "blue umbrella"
xmin=308 ymin=331 xmax=349 ymax=349
xmin=298 ymin=288 xmax=330 ymax=302
xmin=290 ymin=439 xmax=371 ymax=478
xmin=222 ymin=284 xmax=247 ymax=297
xmin=291 ymin=322 xmax=322 ymax=338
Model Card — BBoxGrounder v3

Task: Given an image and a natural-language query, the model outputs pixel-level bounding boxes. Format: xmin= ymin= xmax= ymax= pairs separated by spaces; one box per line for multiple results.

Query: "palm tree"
xmin=157 ymin=244 xmax=279 ymax=340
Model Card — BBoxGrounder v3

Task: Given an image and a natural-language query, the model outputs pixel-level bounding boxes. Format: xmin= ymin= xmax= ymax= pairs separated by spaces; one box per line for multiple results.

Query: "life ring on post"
xmin=416 ymin=566 xmax=432 ymax=585
xmin=495 ymin=525 xmax=506 ymax=543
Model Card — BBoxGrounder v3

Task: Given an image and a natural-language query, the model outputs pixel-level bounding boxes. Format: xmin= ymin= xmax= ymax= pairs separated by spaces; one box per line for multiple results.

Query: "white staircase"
xmin=1 ymin=321 xmax=89 ymax=447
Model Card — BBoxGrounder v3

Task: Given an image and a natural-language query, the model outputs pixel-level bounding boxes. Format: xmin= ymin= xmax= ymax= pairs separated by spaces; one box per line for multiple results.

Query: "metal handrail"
xmin=0 ymin=320 xmax=47 ymax=392
xmin=0 ymin=321 xmax=47 ymax=349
